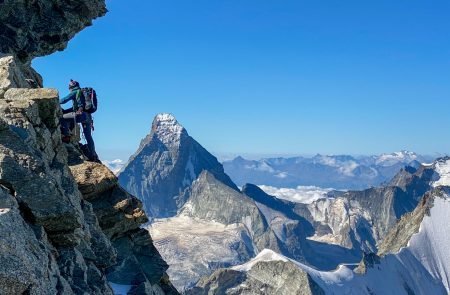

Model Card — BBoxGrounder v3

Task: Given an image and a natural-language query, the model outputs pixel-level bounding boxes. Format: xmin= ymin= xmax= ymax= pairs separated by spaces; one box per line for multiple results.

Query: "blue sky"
xmin=33 ymin=0 xmax=450 ymax=160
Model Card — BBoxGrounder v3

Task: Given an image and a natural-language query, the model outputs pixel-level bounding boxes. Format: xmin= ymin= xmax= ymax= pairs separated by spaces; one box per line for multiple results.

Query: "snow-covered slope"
xmin=231 ymin=249 xmax=289 ymax=272
xmin=306 ymin=189 xmax=450 ymax=294
xmin=432 ymin=158 xmax=450 ymax=188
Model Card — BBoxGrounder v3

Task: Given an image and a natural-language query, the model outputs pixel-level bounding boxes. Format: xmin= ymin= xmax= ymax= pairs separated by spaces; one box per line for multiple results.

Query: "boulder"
xmin=70 ymin=161 xmax=118 ymax=200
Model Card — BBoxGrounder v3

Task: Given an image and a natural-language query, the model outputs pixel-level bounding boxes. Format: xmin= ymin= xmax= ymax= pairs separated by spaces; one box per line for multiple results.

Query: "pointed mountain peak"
xmin=151 ymin=113 xmax=187 ymax=145
xmin=120 ymin=113 xmax=239 ymax=218
xmin=153 ymin=113 xmax=180 ymax=125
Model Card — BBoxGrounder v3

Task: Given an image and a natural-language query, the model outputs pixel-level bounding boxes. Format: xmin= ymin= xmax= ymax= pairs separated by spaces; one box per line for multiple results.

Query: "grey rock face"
xmin=184 ymin=172 xmax=267 ymax=233
xmin=377 ymin=189 xmax=437 ymax=256
xmin=0 ymin=187 xmax=64 ymax=295
xmin=119 ymin=113 xmax=238 ymax=218
xmin=183 ymin=171 xmax=283 ymax=254
xmin=0 ymin=87 xmax=114 ymax=294
xmin=0 ymin=88 xmax=84 ymax=245
xmin=0 ymin=0 xmax=106 ymax=62
xmin=188 ymin=260 xmax=324 ymax=295
xmin=0 ymin=54 xmax=43 ymax=98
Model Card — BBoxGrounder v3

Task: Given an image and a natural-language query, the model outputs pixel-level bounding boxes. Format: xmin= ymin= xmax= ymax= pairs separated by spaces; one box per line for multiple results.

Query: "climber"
xmin=59 ymin=79 xmax=99 ymax=162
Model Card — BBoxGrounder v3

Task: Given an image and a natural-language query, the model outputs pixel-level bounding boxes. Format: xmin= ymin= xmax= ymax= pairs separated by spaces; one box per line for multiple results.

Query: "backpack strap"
xmin=75 ymin=89 xmax=85 ymax=111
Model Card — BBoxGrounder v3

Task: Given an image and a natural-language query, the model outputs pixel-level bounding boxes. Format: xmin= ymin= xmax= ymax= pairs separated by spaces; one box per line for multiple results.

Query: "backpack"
xmin=82 ymin=87 xmax=98 ymax=113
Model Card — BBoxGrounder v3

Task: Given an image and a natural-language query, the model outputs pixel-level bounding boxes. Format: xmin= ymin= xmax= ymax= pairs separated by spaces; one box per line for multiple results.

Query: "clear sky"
xmin=33 ymin=0 xmax=450 ymax=160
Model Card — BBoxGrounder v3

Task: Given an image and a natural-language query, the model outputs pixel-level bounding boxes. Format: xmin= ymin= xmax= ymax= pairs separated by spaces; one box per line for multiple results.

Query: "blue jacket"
xmin=60 ymin=87 xmax=85 ymax=111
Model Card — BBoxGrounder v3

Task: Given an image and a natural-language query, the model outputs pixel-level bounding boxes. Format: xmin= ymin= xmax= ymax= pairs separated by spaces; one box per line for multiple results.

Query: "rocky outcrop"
xmin=68 ymin=155 xmax=178 ymax=293
xmin=0 ymin=1 xmax=179 ymax=293
xmin=0 ymin=0 xmax=106 ymax=63
xmin=189 ymin=261 xmax=324 ymax=295
xmin=119 ymin=114 xmax=238 ymax=218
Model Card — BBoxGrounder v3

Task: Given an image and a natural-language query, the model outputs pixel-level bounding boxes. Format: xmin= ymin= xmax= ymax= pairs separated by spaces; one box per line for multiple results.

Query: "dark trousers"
xmin=60 ymin=110 xmax=98 ymax=160
xmin=81 ymin=115 xmax=98 ymax=160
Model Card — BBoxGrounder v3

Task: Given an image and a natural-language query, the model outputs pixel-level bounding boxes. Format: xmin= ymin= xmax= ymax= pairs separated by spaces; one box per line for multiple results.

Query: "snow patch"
xmin=182 ymin=155 xmax=196 ymax=186
xmin=258 ymin=185 xmax=333 ymax=204
xmin=0 ymin=208 xmax=10 ymax=215
xmin=432 ymin=159 xmax=450 ymax=187
xmin=153 ymin=113 xmax=186 ymax=146
xmin=147 ymin=215 xmax=253 ymax=290
xmin=376 ymin=150 xmax=418 ymax=167
xmin=232 ymin=249 xmax=288 ymax=272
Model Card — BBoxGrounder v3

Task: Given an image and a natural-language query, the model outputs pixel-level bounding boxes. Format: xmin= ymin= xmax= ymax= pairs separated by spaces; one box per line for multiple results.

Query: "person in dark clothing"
xmin=60 ymin=80 xmax=99 ymax=162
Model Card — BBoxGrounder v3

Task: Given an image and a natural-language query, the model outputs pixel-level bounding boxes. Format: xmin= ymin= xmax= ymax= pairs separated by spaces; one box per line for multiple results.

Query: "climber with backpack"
xmin=60 ymin=79 xmax=99 ymax=162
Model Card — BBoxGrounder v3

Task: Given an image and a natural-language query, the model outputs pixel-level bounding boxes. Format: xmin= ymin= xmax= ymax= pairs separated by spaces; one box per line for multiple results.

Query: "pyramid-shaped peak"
xmin=151 ymin=113 xmax=187 ymax=144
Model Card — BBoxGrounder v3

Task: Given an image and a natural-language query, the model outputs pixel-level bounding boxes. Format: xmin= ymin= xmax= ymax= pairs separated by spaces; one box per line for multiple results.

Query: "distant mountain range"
xmin=117 ymin=114 xmax=450 ymax=293
xmin=223 ymin=151 xmax=436 ymax=190
xmin=105 ymin=151 xmax=437 ymax=191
